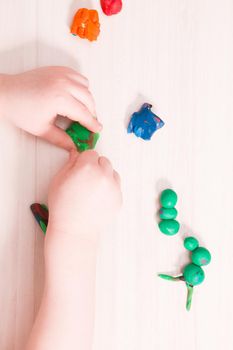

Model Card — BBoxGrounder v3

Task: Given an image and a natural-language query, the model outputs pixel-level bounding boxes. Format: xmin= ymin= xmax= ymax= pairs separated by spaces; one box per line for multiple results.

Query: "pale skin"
xmin=0 ymin=66 xmax=102 ymax=149
xmin=0 ymin=67 xmax=122 ymax=350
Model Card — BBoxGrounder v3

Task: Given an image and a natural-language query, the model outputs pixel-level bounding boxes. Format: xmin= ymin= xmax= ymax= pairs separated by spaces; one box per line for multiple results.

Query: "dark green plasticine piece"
xmin=184 ymin=236 xmax=199 ymax=251
xmin=40 ymin=221 xmax=47 ymax=234
xmin=160 ymin=189 xmax=178 ymax=208
xmin=159 ymin=207 xmax=178 ymax=220
xmin=66 ymin=121 xmax=100 ymax=152
xmin=30 ymin=203 xmax=48 ymax=234
xmin=159 ymin=219 xmax=180 ymax=235
xmin=191 ymin=247 xmax=211 ymax=266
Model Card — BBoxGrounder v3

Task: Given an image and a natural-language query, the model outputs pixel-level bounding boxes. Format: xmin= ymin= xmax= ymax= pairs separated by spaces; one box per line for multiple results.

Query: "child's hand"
xmin=0 ymin=66 xmax=102 ymax=150
xmin=27 ymin=151 xmax=121 ymax=350
xmin=47 ymin=150 xmax=122 ymax=242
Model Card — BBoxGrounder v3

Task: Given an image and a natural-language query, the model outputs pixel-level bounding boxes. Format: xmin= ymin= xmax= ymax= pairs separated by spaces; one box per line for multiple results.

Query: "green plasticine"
xmin=191 ymin=247 xmax=212 ymax=266
xmin=183 ymin=263 xmax=205 ymax=286
xmin=40 ymin=220 xmax=47 ymax=234
xmin=158 ymin=219 xmax=180 ymax=235
xmin=159 ymin=207 xmax=178 ymax=220
xmin=160 ymin=189 xmax=178 ymax=208
xmin=30 ymin=203 xmax=48 ymax=235
xmin=158 ymin=247 xmax=210 ymax=311
xmin=186 ymin=283 xmax=194 ymax=311
xmin=158 ymin=274 xmax=183 ymax=281
xmin=157 ymin=188 xmax=211 ymax=311
xmin=158 ymin=270 xmax=197 ymax=311
xmin=66 ymin=122 xmax=100 ymax=152
xmin=158 ymin=189 xmax=180 ymax=235
xmin=184 ymin=236 xmax=199 ymax=251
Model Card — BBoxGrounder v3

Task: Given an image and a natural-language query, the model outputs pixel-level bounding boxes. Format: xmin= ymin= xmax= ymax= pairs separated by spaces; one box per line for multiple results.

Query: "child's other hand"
xmin=0 ymin=66 xmax=102 ymax=150
xmin=47 ymin=150 xmax=122 ymax=242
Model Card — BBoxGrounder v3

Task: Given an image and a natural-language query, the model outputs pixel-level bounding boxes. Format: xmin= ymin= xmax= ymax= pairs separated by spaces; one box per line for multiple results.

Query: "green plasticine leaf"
xmin=159 ymin=274 xmax=195 ymax=312
xmin=40 ymin=220 xmax=47 ymax=234
xmin=41 ymin=204 xmax=48 ymax=211
xmin=158 ymin=274 xmax=183 ymax=281
xmin=186 ymin=283 xmax=194 ymax=311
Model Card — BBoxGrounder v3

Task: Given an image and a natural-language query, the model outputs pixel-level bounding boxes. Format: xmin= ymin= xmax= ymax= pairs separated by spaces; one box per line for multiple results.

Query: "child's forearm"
xmin=26 ymin=148 xmax=122 ymax=349
xmin=26 ymin=229 xmax=98 ymax=350
xmin=0 ymin=74 xmax=7 ymax=116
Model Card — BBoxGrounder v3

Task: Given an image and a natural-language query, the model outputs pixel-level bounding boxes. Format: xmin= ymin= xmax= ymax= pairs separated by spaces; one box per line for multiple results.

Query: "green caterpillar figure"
xmin=159 ymin=236 xmax=211 ymax=311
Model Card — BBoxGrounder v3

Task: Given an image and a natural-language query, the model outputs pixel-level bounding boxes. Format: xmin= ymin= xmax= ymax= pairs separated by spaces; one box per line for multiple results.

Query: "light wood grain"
xmin=0 ymin=1 xmax=233 ymax=349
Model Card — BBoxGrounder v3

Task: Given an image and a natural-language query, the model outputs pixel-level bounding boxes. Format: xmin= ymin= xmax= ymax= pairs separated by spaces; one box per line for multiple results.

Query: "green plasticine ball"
xmin=191 ymin=247 xmax=212 ymax=266
xmin=160 ymin=189 xmax=178 ymax=208
xmin=159 ymin=219 xmax=180 ymax=235
xmin=183 ymin=263 xmax=205 ymax=286
xmin=66 ymin=122 xmax=100 ymax=152
xmin=159 ymin=207 xmax=178 ymax=220
xmin=184 ymin=236 xmax=199 ymax=251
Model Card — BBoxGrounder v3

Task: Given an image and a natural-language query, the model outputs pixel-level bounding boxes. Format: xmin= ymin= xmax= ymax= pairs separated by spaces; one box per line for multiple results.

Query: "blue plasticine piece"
xmin=127 ymin=103 xmax=165 ymax=140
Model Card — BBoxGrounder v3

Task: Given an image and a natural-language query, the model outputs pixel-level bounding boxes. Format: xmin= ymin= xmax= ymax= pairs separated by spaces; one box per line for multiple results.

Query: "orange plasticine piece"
xmin=71 ymin=8 xmax=100 ymax=42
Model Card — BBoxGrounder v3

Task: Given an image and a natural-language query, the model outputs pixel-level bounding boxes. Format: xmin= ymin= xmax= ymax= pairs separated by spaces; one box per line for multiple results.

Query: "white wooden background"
xmin=0 ymin=1 xmax=233 ymax=349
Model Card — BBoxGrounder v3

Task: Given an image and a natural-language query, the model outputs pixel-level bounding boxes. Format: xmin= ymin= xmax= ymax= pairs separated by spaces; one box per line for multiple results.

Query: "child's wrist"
xmin=44 ymin=227 xmax=99 ymax=268
xmin=46 ymin=224 xmax=100 ymax=246
xmin=46 ymin=220 xmax=101 ymax=245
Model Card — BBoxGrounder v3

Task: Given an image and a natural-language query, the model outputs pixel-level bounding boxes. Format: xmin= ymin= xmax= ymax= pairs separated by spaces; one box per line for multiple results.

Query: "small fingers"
xmin=113 ymin=170 xmax=121 ymax=184
xmin=69 ymin=148 xmax=79 ymax=165
xmin=64 ymin=67 xmax=89 ymax=88
xmin=58 ymin=149 xmax=79 ymax=175
xmin=98 ymin=156 xmax=113 ymax=174
xmin=60 ymin=96 xmax=102 ymax=133
xmin=68 ymin=81 xmax=96 ymax=116
xmin=42 ymin=125 xmax=76 ymax=151
xmin=54 ymin=66 xmax=89 ymax=88
xmin=68 ymin=73 xmax=89 ymax=88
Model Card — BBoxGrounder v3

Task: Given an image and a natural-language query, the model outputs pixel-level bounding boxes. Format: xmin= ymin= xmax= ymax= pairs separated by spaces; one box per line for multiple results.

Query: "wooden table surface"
xmin=0 ymin=1 xmax=233 ymax=349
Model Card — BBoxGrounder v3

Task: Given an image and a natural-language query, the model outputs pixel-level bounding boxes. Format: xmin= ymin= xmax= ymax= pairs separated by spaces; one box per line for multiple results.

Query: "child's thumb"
xmin=42 ymin=125 xmax=76 ymax=151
